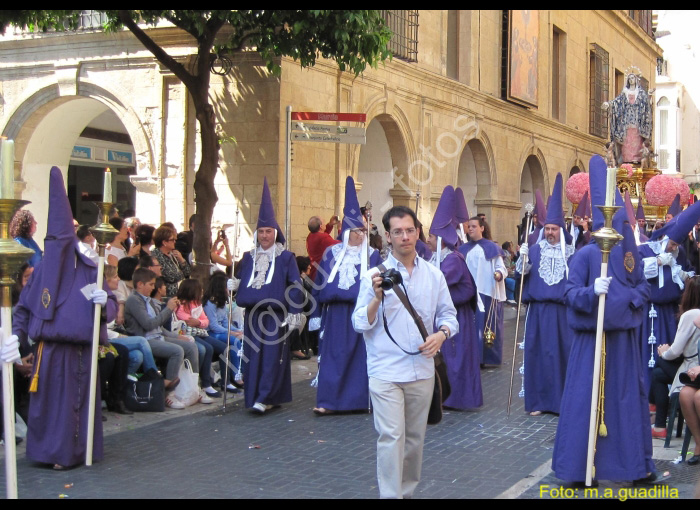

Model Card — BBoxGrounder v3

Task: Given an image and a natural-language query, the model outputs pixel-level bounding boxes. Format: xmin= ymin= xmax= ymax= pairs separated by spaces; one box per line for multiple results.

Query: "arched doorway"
xmin=520 ymin=154 xmax=545 ymax=217
xmin=456 ymin=138 xmax=491 ymax=217
xmin=357 ymin=114 xmax=409 ymax=236
xmin=8 ymin=96 xmax=138 ymax=243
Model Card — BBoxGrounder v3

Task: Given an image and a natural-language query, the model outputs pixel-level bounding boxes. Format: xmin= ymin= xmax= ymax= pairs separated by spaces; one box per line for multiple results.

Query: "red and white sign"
xmin=291 ymin=112 xmax=367 ymax=123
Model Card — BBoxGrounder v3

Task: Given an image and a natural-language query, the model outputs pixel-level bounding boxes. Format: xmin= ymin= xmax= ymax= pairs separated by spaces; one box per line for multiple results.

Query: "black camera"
xmin=379 ymin=268 xmax=403 ymax=291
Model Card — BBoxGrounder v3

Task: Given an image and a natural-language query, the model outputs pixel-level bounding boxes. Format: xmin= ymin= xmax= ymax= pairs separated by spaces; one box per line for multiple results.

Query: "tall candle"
xmin=0 ymin=138 xmax=14 ymax=199
xmin=604 ymin=167 xmax=617 ymax=207
xmin=103 ymin=167 xmax=112 ymax=203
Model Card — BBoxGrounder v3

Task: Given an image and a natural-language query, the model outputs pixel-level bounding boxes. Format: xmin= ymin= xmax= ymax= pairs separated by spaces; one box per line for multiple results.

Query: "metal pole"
xmin=507 ymin=205 xmax=533 ymax=416
xmin=285 ymin=105 xmax=292 ymax=246
xmin=1 ymin=302 xmax=17 ymax=499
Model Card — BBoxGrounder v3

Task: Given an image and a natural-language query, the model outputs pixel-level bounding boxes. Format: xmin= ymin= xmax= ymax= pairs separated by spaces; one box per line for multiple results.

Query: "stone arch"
xmin=518 ymin=146 xmax=548 ymax=217
xmin=3 ymin=81 xmax=156 ymax=243
xmin=355 ymin=100 xmax=417 ymax=234
xmin=454 ymin=131 xmax=495 ymax=217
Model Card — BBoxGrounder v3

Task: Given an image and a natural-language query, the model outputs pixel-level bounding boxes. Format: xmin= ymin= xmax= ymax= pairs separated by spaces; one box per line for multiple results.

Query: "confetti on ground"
xmin=317 ymin=440 xmax=326 ymax=443
xmin=248 ymin=444 xmax=261 ymax=449
xmin=288 ymin=420 xmax=295 ymax=422
xmin=64 ymin=483 xmax=73 ymax=489
xmin=59 ymin=494 xmax=69 ymax=499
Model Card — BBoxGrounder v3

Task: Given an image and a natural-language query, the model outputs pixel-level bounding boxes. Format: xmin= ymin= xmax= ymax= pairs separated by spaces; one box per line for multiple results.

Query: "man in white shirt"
xmin=352 ymin=205 xmax=458 ymax=499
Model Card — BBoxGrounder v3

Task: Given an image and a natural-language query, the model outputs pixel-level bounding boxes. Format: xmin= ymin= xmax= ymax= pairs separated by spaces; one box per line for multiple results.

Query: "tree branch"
xmin=117 ymin=10 xmax=196 ymax=90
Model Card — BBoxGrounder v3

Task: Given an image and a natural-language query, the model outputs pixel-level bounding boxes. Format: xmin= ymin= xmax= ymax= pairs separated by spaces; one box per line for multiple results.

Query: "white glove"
xmin=227 ymin=278 xmax=240 ymax=292
xmin=658 ymin=252 xmax=674 ymax=266
xmin=286 ymin=313 xmax=307 ymax=333
xmin=91 ymin=289 xmax=108 ymax=306
xmin=0 ymin=330 xmax=21 ymax=364
xmin=594 ymin=276 xmax=612 ymax=296
xmin=519 ymin=244 xmax=529 ymax=258
xmin=681 ymin=270 xmax=695 ymax=282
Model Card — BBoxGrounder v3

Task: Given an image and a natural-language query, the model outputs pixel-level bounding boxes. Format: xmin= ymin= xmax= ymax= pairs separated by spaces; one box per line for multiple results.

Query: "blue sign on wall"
xmin=108 ymin=150 xmax=133 ymax=165
xmin=72 ymin=146 xmax=92 ymax=159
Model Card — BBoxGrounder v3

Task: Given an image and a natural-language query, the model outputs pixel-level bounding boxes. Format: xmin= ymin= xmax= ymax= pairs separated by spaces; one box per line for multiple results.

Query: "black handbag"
xmin=377 ymin=264 xmax=451 ymax=425
xmin=679 ymin=371 xmax=700 ymax=389
xmin=124 ymin=378 xmax=165 ymax=412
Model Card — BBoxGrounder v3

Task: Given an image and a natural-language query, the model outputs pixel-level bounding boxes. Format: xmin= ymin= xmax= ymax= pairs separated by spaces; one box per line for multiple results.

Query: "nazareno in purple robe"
xmin=638 ymin=242 xmax=691 ymax=394
xmin=13 ymin=249 xmax=116 ymax=468
xmin=313 ymin=245 xmax=381 ymax=411
xmin=438 ymin=250 xmax=482 ymax=409
xmin=236 ymin=248 xmax=303 ymax=408
xmin=552 ymin=241 xmax=654 ymax=482
xmin=520 ymin=241 xmax=573 ymax=414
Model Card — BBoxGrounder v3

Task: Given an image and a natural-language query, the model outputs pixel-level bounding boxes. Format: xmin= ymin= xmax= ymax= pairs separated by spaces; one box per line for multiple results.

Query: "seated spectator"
xmin=124 ymin=217 xmax=141 ymax=252
xmin=501 ymin=241 xmax=518 ymax=305
xmin=202 ymin=271 xmax=244 ymax=391
xmin=652 ymin=277 xmax=700 ymax=438
xmin=175 ymin=279 xmax=220 ymax=399
xmin=151 ymin=276 xmax=168 ymax=305
xmin=152 ymin=225 xmax=190 ymax=297
xmin=175 ymin=214 xmax=196 ymax=265
xmin=98 ymin=340 xmax=133 ymax=416
xmin=124 ymin=268 xmax=202 ymax=409
xmin=10 ymin=209 xmax=42 ymax=268
xmin=104 ymin=264 xmax=163 ymax=380
xmin=290 ymin=256 xmax=312 ymax=360
xmin=76 ymin=224 xmax=99 ymax=264
xmin=107 ymin=217 xmax=140 ymax=266
xmin=138 ymin=254 xmax=162 ymax=278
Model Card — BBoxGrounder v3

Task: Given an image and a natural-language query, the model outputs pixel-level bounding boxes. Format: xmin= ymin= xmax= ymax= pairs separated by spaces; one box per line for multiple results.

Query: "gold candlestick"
xmin=592 ymin=205 xmax=624 ymax=263
xmin=0 ymin=199 xmax=35 ymax=499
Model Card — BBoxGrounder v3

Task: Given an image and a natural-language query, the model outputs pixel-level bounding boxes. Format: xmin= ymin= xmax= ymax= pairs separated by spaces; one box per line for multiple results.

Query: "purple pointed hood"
xmin=430 ymin=186 xmax=458 ymax=248
xmin=256 ymin=177 xmax=285 ymax=245
xmin=574 ymin=190 xmax=589 ymax=218
xmin=624 ymin=191 xmax=637 ymax=225
xmin=454 ymin=187 xmax=470 ymax=223
xmin=534 ymin=189 xmax=546 ymax=226
xmin=341 ymin=176 xmax=365 ymax=232
xmin=668 ymin=194 xmax=682 ymax=218
xmin=665 ymin=200 xmax=700 ymax=244
xmin=636 ymin=198 xmax=646 ymax=221
xmin=544 ymin=173 xmax=572 ymax=244
xmin=22 ymin=167 xmax=79 ymax=320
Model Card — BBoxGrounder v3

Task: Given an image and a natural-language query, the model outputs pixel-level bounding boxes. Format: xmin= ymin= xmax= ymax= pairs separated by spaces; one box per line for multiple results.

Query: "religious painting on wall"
xmin=507 ymin=10 xmax=539 ymax=108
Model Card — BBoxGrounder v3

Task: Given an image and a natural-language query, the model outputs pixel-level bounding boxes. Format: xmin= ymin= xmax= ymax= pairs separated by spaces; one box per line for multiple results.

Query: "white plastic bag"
xmin=173 ymin=359 xmax=200 ymax=407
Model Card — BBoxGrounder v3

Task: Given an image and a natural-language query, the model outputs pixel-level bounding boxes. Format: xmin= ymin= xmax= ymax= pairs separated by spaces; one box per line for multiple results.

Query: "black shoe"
xmin=141 ymin=368 xmax=162 ymax=382
xmin=688 ymin=455 xmax=700 ymax=465
xmin=108 ymin=400 xmax=134 ymax=415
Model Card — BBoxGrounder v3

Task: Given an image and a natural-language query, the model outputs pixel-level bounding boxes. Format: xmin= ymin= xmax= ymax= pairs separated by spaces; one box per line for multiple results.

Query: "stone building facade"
xmin=0 ymin=10 xmax=662 ymax=255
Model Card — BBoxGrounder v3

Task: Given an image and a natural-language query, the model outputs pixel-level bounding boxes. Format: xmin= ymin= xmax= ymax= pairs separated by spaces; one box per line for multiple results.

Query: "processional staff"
xmin=507 ymin=203 xmax=533 ymax=416
xmin=86 ymin=170 xmax=119 ymax=466
xmin=585 ymin=166 xmax=623 ymax=487
xmin=0 ymin=137 xmax=35 ymax=499
xmin=223 ymin=207 xmax=240 ymax=413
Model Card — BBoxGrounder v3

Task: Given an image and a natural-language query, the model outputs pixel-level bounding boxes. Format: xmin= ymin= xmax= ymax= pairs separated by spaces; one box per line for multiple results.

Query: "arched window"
xmin=657 ymin=96 xmax=670 ymax=169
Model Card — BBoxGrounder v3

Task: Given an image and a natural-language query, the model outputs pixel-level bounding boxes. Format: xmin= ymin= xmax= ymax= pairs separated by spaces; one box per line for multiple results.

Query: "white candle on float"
xmin=0 ymin=137 xmax=15 ymax=199
xmin=103 ymin=167 xmax=112 ymax=203
xmin=604 ymin=167 xmax=617 ymax=207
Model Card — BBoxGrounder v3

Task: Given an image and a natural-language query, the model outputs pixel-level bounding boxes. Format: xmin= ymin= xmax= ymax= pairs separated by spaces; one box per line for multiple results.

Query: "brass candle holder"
xmin=0 ymin=198 xmax=35 ymax=500
xmin=592 ymin=205 xmax=624 ymax=263
xmin=89 ymin=201 xmax=119 ymax=253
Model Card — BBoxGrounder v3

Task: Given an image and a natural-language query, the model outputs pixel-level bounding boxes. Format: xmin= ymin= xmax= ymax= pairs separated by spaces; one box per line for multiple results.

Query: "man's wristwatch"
xmin=439 ymin=327 xmax=449 ymax=340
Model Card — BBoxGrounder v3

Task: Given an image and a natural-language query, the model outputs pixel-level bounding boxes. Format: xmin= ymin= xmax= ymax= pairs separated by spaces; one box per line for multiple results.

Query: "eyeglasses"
xmin=167 ymin=238 xmax=177 ymax=242
xmin=389 ymin=228 xmax=417 ymax=238
xmin=349 ymin=228 xmax=366 ymax=235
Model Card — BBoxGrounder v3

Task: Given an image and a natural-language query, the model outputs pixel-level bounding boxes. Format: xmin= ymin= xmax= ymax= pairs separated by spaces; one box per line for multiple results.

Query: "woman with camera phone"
xmin=312 ymin=177 xmax=381 ymax=415
xmin=458 ymin=216 xmax=507 ymax=366
xmin=426 ymin=186 xmax=482 ymax=410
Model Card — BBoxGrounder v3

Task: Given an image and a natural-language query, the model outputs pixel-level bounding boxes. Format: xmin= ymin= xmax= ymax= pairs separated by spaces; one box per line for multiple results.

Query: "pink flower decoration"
xmin=672 ymin=178 xmax=691 ymax=206
xmin=565 ymin=173 xmax=590 ymax=204
xmin=620 ymin=163 xmax=634 ymax=178
xmin=646 ymin=175 xmax=681 ymax=206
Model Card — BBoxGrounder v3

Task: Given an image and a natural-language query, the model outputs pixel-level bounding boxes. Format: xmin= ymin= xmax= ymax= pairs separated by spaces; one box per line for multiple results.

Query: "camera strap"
xmin=377 ymin=263 xmax=428 ymax=356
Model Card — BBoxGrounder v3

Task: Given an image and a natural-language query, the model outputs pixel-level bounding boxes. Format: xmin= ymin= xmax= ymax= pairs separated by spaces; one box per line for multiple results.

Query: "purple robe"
xmin=520 ymin=242 xmax=573 ymax=414
xmin=236 ymin=248 xmax=303 ymax=408
xmin=638 ymin=243 xmax=692 ymax=393
xmin=458 ymin=239 xmax=506 ymax=365
xmin=13 ymin=249 xmax=116 ymax=467
xmin=438 ymin=251 xmax=482 ymax=409
xmin=313 ymin=246 xmax=381 ymax=411
xmin=552 ymin=243 xmax=654 ymax=481
xmin=415 ymin=239 xmax=433 ymax=261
